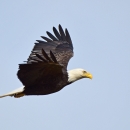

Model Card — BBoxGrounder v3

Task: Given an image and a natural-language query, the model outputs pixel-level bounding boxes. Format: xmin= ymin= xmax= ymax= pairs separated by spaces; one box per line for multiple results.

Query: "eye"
xmin=83 ymin=70 xmax=87 ymax=73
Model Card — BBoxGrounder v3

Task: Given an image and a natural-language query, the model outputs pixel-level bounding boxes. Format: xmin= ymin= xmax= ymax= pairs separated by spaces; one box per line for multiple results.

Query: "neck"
xmin=67 ymin=69 xmax=83 ymax=83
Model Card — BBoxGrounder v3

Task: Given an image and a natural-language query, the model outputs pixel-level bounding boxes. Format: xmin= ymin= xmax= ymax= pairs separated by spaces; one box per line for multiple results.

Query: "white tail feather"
xmin=0 ymin=87 xmax=24 ymax=98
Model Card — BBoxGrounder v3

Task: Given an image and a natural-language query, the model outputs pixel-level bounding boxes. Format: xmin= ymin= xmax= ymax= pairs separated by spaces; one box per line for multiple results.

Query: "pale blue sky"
xmin=0 ymin=0 xmax=130 ymax=130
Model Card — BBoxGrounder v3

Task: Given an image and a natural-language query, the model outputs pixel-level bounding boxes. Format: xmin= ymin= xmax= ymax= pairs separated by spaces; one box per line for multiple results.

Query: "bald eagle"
xmin=0 ymin=25 xmax=92 ymax=98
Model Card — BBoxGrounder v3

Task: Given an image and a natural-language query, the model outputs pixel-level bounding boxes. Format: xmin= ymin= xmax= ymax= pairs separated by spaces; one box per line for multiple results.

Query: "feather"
xmin=41 ymin=36 xmax=52 ymax=42
xmin=41 ymin=49 xmax=52 ymax=62
xmin=65 ymin=29 xmax=73 ymax=48
xmin=29 ymin=58 xmax=43 ymax=63
xmin=59 ymin=24 xmax=66 ymax=40
xmin=36 ymin=40 xmax=46 ymax=43
xmin=35 ymin=54 xmax=48 ymax=62
xmin=50 ymin=50 xmax=58 ymax=63
xmin=46 ymin=31 xmax=57 ymax=41
xmin=53 ymin=27 xmax=62 ymax=40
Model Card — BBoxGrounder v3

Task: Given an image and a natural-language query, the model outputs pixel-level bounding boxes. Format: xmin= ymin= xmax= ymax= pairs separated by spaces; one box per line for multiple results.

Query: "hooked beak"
xmin=84 ymin=72 xmax=93 ymax=79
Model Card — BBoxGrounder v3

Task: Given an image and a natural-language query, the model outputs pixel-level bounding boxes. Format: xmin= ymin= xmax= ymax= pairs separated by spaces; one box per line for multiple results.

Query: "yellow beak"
xmin=84 ymin=72 xmax=93 ymax=79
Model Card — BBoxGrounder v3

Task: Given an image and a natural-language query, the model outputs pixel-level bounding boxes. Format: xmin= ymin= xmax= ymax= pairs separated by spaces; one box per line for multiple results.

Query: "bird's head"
xmin=68 ymin=68 xmax=93 ymax=83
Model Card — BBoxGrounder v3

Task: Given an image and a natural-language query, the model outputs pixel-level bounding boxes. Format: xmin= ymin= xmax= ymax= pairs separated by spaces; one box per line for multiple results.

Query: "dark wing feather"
xmin=53 ymin=27 xmax=62 ymax=40
xmin=65 ymin=28 xmax=73 ymax=49
xmin=41 ymin=36 xmax=52 ymax=42
xmin=50 ymin=50 xmax=58 ymax=63
xmin=59 ymin=24 xmax=66 ymax=40
xmin=46 ymin=31 xmax=58 ymax=41
xmin=41 ymin=49 xmax=52 ymax=62
xmin=35 ymin=53 xmax=47 ymax=62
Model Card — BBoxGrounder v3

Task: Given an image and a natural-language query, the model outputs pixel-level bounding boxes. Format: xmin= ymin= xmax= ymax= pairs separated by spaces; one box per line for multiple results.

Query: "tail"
xmin=0 ymin=87 xmax=25 ymax=98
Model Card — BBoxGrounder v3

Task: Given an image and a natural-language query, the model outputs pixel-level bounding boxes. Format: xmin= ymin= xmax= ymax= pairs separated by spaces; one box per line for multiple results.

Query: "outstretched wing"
xmin=17 ymin=25 xmax=74 ymax=95
xmin=28 ymin=24 xmax=73 ymax=68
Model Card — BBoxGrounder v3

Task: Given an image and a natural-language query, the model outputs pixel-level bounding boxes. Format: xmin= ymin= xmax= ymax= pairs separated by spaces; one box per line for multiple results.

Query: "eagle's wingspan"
xmin=27 ymin=24 xmax=73 ymax=68
xmin=17 ymin=25 xmax=74 ymax=95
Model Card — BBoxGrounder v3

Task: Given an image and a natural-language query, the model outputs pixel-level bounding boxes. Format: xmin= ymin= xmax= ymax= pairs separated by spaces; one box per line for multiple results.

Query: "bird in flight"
xmin=0 ymin=25 xmax=93 ymax=98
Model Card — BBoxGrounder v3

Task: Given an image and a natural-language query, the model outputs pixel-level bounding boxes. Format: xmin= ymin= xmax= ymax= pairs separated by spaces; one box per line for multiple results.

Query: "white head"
xmin=68 ymin=68 xmax=93 ymax=83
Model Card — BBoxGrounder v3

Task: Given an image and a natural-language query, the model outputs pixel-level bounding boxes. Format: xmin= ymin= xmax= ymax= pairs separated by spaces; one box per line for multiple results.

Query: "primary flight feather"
xmin=0 ymin=25 xmax=93 ymax=98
